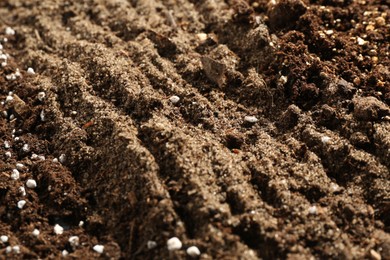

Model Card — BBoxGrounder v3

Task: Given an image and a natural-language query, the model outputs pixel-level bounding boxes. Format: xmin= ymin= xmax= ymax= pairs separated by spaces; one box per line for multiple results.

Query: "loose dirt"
xmin=0 ymin=0 xmax=389 ymax=259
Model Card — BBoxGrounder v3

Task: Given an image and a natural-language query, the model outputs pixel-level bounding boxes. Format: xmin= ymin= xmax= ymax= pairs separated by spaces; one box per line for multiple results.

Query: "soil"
xmin=0 ymin=0 xmax=389 ymax=259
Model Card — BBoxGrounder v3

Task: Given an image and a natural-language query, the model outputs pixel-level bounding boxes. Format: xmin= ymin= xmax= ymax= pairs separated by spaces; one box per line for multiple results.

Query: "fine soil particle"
xmin=0 ymin=0 xmax=389 ymax=259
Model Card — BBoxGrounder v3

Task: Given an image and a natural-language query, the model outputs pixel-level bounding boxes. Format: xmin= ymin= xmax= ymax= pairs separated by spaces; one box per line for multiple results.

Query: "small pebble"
xmin=22 ymin=144 xmax=30 ymax=152
xmin=321 ymin=136 xmax=331 ymax=144
xmin=4 ymin=141 xmax=10 ymax=149
xmin=325 ymin=29 xmax=333 ymax=35
xmin=0 ymin=235 xmax=9 ymax=243
xmin=330 ymin=183 xmax=341 ymax=193
xmin=368 ymin=49 xmax=378 ymax=56
xmin=68 ymin=236 xmax=80 ymax=247
xmin=186 ymin=246 xmax=201 ymax=257
xmin=16 ymin=163 xmax=24 ymax=170
xmin=54 ymin=224 xmax=64 ymax=235
xmin=62 ymin=250 xmax=69 ymax=256
xmin=26 ymin=67 xmax=35 ymax=75
xmin=244 ymin=116 xmax=258 ymax=123
xmin=11 ymin=169 xmax=20 ymax=180
xmin=19 ymin=186 xmax=26 ymax=196
xmin=26 ymin=179 xmax=37 ymax=189
xmin=147 ymin=240 xmax=157 ymax=249
xmin=15 ymin=69 xmax=21 ymax=77
xmin=5 ymin=246 xmax=12 ymax=253
xmin=32 ymin=229 xmax=40 ymax=237
xmin=12 ymin=245 xmax=20 ymax=254
xmin=5 ymin=27 xmax=15 ymax=36
xmin=308 ymin=205 xmax=317 ymax=215
xmin=6 ymin=74 xmax=16 ymax=81
xmin=167 ymin=237 xmax=182 ymax=251
xmin=78 ymin=221 xmax=84 ymax=227
xmin=40 ymin=110 xmax=45 ymax=121
xmin=279 ymin=75 xmax=288 ymax=85
xmin=17 ymin=200 xmax=26 ymax=209
xmin=5 ymin=151 xmax=12 ymax=158
xmin=93 ymin=244 xmax=104 ymax=254
xmin=169 ymin=95 xmax=180 ymax=104
xmin=59 ymin=154 xmax=66 ymax=163
xmin=37 ymin=92 xmax=45 ymax=101
xmin=196 ymin=33 xmax=208 ymax=42
xmin=5 ymin=95 xmax=13 ymax=103
xmin=357 ymin=37 xmax=367 ymax=46
xmin=5 ymin=95 xmax=14 ymax=103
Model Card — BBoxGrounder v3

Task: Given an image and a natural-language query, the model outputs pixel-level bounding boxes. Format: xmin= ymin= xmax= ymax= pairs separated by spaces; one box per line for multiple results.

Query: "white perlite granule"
xmin=93 ymin=244 xmax=104 ymax=254
xmin=244 ymin=116 xmax=258 ymax=123
xmin=54 ymin=224 xmax=64 ymax=235
xmin=167 ymin=237 xmax=182 ymax=251
xmin=186 ymin=246 xmax=201 ymax=257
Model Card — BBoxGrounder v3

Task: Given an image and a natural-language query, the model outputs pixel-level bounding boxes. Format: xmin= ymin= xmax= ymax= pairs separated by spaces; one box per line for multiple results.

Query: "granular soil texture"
xmin=0 ymin=0 xmax=389 ymax=259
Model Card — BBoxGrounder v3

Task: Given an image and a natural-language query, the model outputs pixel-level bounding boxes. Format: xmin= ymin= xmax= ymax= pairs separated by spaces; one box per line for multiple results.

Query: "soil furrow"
xmin=138 ymin=115 xmax=263 ymax=258
xmin=24 ymin=14 xmax=294 ymax=256
xmin=21 ymin=46 xmax=190 ymax=256
xmin=26 ymin=24 xmax=266 ymax=256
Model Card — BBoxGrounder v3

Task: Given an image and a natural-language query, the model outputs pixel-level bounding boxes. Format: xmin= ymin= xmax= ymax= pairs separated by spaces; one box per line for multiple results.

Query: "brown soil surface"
xmin=0 ymin=0 xmax=389 ymax=259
